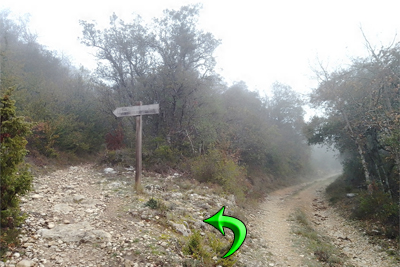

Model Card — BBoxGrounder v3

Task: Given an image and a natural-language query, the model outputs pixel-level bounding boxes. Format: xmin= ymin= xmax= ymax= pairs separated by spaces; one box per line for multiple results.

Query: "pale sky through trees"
xmin=2 ymin=0 xmax=400 ymax=97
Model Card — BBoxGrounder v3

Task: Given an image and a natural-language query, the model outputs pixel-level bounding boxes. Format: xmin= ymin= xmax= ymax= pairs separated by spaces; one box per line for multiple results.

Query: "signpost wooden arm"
xmin=113 ymin=102 xmax=159 ymax=192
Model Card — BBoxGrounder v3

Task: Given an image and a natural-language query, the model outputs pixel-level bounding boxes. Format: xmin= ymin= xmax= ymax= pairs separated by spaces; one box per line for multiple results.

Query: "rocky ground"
xmin=1 ymin=166 xmax=398 ymax=267
xmin=0 ymin=164 xmax=269 ymax=267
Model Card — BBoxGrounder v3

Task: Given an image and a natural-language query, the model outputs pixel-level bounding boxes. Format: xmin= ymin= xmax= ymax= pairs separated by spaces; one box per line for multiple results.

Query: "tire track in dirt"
xmin=259 ymin=180 xmax=323 ymax=267
xmin=251 ymin=175 xmax=397 ymax=267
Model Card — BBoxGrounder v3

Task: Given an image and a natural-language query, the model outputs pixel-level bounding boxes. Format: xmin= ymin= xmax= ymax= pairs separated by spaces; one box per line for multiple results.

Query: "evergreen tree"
xmin=0 ymin=88 xmax=32 ymax=229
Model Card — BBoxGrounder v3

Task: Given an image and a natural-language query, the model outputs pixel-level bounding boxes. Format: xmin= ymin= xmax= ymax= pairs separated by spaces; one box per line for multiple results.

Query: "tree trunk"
xmin=341 ymin=109 xmax=372 ymax=184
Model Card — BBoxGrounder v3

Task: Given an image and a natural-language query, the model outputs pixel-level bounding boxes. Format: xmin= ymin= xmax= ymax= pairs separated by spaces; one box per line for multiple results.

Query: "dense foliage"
xmin=1 ymin=11 xmax=107 ymax=157
xmin=1 ymin=5 xmax=312 ymax=200
xmin=0 ymin=88 xmax=32 ymax=254
xmin=305 ymin=41 xmax=400 ymax=237
xmin=79 ymin=5 xmax=312 ymax=190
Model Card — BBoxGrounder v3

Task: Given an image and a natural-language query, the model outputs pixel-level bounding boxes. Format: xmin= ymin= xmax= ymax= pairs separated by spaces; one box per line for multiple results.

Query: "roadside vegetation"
xmin=304 ymin=32 xmax=400 ymax=244
xmin=181 ymin=230 xmax=237 ymax=267
xmin=325 ymin=176 xmax=400 ymax=261
xmin=0 ymin=89 xmax=33 ymax=257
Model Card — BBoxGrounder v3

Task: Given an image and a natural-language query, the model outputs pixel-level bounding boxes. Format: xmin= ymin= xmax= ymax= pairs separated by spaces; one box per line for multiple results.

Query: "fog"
xmin=310 ymin=145 xmax=342 ymax=176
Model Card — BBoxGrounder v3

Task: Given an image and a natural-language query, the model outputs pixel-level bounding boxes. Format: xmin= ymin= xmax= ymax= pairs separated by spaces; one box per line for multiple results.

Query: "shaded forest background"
xmin=1 ymin=4 xmax=399 ymax=246
xmin=1 ymin=6 xmax=314 ymax=198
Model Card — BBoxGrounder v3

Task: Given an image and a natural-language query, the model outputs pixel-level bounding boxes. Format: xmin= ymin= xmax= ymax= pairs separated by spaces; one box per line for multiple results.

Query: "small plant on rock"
xmin=144 ymin=198 xmax=159 ymax=209
xmin=182 ymin=230 xmax=237 ymax=267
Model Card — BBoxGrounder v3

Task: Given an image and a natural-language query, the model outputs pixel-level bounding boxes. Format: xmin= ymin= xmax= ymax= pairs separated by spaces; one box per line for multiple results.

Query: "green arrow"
xmin=203 ymin=206 xmax=247 ymax=258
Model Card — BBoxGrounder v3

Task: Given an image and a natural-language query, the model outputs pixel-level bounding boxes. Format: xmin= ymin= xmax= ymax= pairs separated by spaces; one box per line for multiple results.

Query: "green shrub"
xmin=325 ymin=175 xmax=352 ymax=204
xmin=190 ymin=149 xmax=247 ymax=203
xmin=27 ymin=121 xmax=58 ymax=158
xmin=144 ymin=198 xmax=159 ymax=209
xmin=143 ymin=142 xmax=181 ymax=173
xmin=353 ymin=190 xmax=399 ymax=238
xmin=1 ymin=88 xmax=33 ymax=256
xmin=153 ymin=145 xmax=177 ymax=162
xmin=183 ymin=230 xmax=203 ymax=256
xmin=182 ymin=230 xmax=237 ymax=267
xmin=355 ymin=191 xmax=397 ymax=219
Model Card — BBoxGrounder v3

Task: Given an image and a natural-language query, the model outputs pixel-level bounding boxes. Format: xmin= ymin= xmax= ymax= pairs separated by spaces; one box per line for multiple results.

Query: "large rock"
xmin=72 ymin=194 xmax=85 ymax=203
xmin=170 ymin=222 xmax=191 ymax=236
xmin=81 ymin=230 xmax=112 ymax=243
xmin=53 ymin=203 xmax=74 ymax=214
xmin=16 ymin=260 xmax=34 ymax=267
xmin=37 ymin=221 xmax=111 ymax=243
xmin=104 ymin=167 xmax=116 ymax=174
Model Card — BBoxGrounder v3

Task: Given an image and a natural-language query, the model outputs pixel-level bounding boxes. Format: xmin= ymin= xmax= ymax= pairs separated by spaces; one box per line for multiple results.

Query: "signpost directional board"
xmin=113 ymin=104 xmax=159 ymax=117
xmin=113 ymin=102 xmax=159 ymax=191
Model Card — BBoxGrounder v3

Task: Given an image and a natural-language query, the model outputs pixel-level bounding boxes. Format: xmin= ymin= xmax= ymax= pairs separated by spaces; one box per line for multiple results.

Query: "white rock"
xmin=69 ymin=166 xmax=79 ymax=172
xmin=73 ymin=194 xmax=85 ymax=203
xmin=31 ymin=194 xmax=42 ymax=199
xmin=171 ymin=192 xmax=183 ymax=198
xmin=104 ymin=168 xmax=116 ymax=174
xmin=53 ymin=203 xmax=73 ymax=214
xmin=170 ymin=222 xmax=191 ymax=236
xmin=16 ymin=260 xmax=34 ymax=267
xmin=22 ymin=242 xmax=34 ymax=248
xmin=38 ymin=222 xmax=92 ymax=242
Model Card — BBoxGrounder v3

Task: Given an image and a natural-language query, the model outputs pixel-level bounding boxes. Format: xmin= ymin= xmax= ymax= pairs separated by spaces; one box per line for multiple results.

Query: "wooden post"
xmin=135 ymin=101 xmax=142 ymax=191
xmin=112 ymin=102 xmax=159 ymax=192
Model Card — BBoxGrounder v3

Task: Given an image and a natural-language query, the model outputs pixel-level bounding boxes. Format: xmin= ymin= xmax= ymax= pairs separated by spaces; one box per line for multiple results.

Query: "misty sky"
xmin=2 ymin=0 xmax=400 ymax=96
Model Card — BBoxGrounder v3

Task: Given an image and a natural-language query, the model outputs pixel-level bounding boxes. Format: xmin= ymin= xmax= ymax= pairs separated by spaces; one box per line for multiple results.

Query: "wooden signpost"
xmin=112 ymin=104 xmax=159 ymax=117
xmin=113 ymin=102 xmax=159 ymax=191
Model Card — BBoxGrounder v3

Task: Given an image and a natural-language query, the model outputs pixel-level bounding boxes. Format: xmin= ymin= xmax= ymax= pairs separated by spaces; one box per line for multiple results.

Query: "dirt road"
xmin=250 ymin=176 xmax=398 ymax=267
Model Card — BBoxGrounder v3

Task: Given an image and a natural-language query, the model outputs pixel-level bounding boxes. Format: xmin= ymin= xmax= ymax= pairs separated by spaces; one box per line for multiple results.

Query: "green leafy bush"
xmin=1 ymin=88 xmax=33 ymax=256
xmin=325 ymin=174 xmax=352 ymax=204
xmin=190 ymin=149 xmax=247 ymax=203
xmin=183 ymin=230 xmax=203 ymax=256
xmin=144 ymin=141 xmax=181 ymax=173
xmin=182 ymin=230 xmax=237 ymax=267
xmin=144 ymin=198 xmax=159 ymax=209
xmin=27 ymin=121 xmax=58 ymax=158
xmin=353 ymin=191 xmax=399 ymax=238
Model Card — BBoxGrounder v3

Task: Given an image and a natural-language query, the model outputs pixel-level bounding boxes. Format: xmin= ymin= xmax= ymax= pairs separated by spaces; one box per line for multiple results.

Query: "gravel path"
xmin=250 ymin=176 xmax=398 ymax=267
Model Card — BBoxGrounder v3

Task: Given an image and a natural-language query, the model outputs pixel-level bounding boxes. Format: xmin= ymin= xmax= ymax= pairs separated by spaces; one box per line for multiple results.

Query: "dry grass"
xmin=291 ymin=208 xmax=347 ymax=266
